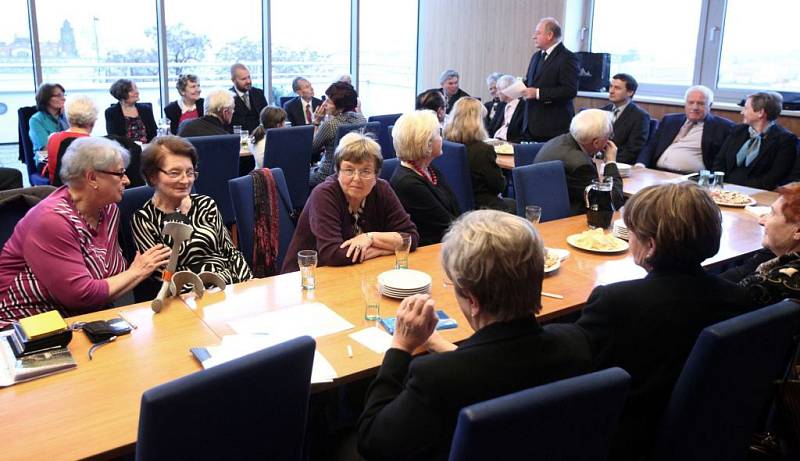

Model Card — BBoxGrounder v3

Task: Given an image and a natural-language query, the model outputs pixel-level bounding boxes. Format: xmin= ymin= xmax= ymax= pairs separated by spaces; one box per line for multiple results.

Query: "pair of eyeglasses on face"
xmin=340 ymin=169 xmax=375 ymax=179
xmin=96 ymin=169 xmax=127 ymax=178
xmin=159 ymin=168 xmax=198 ymax=179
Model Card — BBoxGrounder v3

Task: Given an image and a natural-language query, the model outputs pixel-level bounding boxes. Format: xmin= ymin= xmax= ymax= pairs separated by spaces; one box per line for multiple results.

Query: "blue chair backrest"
xmin=512 ymin=160 xmax=570 ymax=222
xmin=18 ymin=106 xmax=49 ymax=186
xmin=136 ymin=336 xmax=316 ymax=461
xmin=368 ymin=113 xmax=402 ymax=159
xmin=186 ymin=135 xmax=240 ymax=227
xmin=652 ymin=299 xmax=800 ymax=461
xmin=334 ymin=121 xmax=381 ymax=149
xmin=264 ymin=125 xmax=315 ymax=210
xmin=449 ymin=367 xmax=631 ymax=461
xmin=379 ymin=158 xmax=400 ymax=182
xmin=228 ymin=168 xmax=296 ymax=274
xmin=513 ymin=142 xmax=544 ymax=167
xmin=118 ymin=185 xmax=155 ymax=263
xmin=648 ymin=118 xmax=659 ymax=142
xmin=279 ymin=96 xmax=294 ymax=108
xmin=433 ymin=141 xmax=474 ymax=212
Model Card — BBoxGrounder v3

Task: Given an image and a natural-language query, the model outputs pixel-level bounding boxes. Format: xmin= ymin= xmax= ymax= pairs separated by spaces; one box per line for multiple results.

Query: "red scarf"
xmin=251 ymin=168 xmax=280 ymax=277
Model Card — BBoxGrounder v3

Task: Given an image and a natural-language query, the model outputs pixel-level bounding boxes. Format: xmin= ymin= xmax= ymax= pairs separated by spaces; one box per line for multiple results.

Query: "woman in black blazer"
xmin=575 ymin=182 xmax=752 ymax=460
xmin=712 ymin=91 xmax=798 ymax=191
xmin=357 ymin=210 xmax=591 ymax=460
xmin=163 ymin=74 xmax=204 ymax=135
xmin=104 ymin=79 xmax=157 ymax=143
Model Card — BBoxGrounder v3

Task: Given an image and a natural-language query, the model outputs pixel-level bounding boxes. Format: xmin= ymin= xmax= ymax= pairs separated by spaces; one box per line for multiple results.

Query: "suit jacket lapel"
xmin=534 ymin=43 xmax=562 ymax=84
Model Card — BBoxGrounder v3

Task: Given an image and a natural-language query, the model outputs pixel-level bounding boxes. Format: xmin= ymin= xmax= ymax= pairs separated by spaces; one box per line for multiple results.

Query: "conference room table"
xmin=0 ymin=171 xmax=775 ymax=460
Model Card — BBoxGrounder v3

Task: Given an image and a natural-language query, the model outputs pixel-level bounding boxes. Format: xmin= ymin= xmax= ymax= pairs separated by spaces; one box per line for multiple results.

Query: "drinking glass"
xmin=239 ymin=129 xmax=250 ymax=152
xmin=711 ymin=171 xmax=725 ymax=194
xmin=395 ymin=233 xmax=412 ymax=269
xmin=297 ymin=250 xmax=317 ymax=290
xmin=525 ymin=205 xmax=542 ymax=225
xmin=361 ymin=276 xmax=381 ymax=321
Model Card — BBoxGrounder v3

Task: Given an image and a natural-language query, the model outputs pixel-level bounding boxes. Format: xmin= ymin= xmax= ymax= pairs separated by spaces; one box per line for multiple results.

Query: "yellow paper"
xmin=18 ymin=311 xmax=67 ymax=340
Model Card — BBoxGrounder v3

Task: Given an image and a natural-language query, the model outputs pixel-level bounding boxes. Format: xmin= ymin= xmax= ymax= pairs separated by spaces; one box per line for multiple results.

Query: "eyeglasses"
xmin=96 ymin=169 xmax=127 ymax=178
xmin=340 ymin=168 xmax=375 ymax=179
xmin=159 ymin=168 xmax=198 ymax=179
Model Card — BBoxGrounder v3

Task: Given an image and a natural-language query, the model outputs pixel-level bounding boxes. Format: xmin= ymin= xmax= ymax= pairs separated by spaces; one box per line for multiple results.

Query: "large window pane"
xmin=591 ymin=0 xmax=702 ymax=86
xmin=359 ymin=0 xmax=418 ymax=117
xmin=166 ymin=0 xmax=263 ymax=104
xmin=0 ymin=2 xmax=35 ymax=144
xmin=718 ymin=0 xmax=800 ymax=92
xmin=36 ymin=0 xmax=160 ymax=136
xmin=270 ymin=0 xmax=351 ymax=104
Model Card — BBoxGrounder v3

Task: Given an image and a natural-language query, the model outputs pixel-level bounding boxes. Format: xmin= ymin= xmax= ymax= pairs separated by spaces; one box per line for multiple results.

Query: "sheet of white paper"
xmin=501 ymin=79 xmax=527 ymax=99
xmin=349 ymin=327 xmax=393 ymax=354
xmin=227 ymin=302 xmax=354 ymax=339
xmin=311 ymin=351 xmax=337 ymax=383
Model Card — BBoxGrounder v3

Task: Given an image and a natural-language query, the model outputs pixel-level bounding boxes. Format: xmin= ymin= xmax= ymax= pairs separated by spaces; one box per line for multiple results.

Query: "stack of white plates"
xmin=612 ymin=218 xmax=630 ymax=241
xmin=377 ymin=269 xmax=432 ymax=299
xmin=616 ymin=162 xmax=632 ymax=177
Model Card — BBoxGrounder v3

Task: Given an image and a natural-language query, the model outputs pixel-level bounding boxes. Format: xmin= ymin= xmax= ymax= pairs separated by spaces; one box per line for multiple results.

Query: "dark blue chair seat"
xmin=379 ymin=158 xmax=400 ymax=182
xmin=263 ymin=125 xmax=314 ymax=211
xmin=449 ymin=367 xmax=631 ymax=461
xmin=513 ymin=142 xmax=544 ymax=167
xmin=512 ymin=160 xmax=571 ymax=222
xmin=334 ymin=121 xmax=381 ymax=149
xmin=367 ymin=113 xmax=402 ymax=159
xmin=434 ymin=141 xmax=474 ymax=213
xmin=186 ymin=135 xmax=241 ymax=227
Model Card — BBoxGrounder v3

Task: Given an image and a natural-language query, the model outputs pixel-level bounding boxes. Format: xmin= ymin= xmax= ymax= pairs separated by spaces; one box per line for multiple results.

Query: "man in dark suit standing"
xmin=229 ymin=63 xmax=268 ymax=134
xmin=522 ymin=17 xmax=579 ymax=142
xmin=489 ymin=74 xmax=525 ymax=143
xmin=283 ymin=77 xmax=322 ymax=127
xmin=600 ymin=73 xmax=651 ymax=165
xmin=636 ymin=85 xmax=734 ymax=173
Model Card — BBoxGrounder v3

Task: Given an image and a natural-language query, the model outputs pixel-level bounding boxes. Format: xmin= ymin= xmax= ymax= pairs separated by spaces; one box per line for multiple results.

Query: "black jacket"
xmin=283 ymin=96 xmax=323 ymax=127
xmin=601 ymin=102 xmax=651 ymax=164
xmin=637 ymin=113 xmax=734 ymax=170
xmin=487 ymin=99 xmax=525 ymax=143
xmin=523 ymin=42 xmax=579 ymax=141
xmin=390 ymin=165 xmax=460 ymax=246
xmin=712 ymin=123 xmax=798 ymax=190
xmin=176 ymin=115 xmax=229 ymax=138
xmin=105 ymin=102 xmax=157 ymax=142
xmin=229 ymin=86 xmax=268 ymax=133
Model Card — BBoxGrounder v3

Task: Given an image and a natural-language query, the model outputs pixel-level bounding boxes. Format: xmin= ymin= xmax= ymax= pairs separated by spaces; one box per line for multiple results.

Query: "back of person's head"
xmin=65 ymin=95 xmax=98 ymax=128
xmin=442 ymin=210 xmax=544 ymax=319
xmin=748 ymin=91 xmax=783 ymax=121
xmin=415 ymin=89 xmax=446 ymax=112
xmin=35 ymin=82 xmax=65 ymax=111
xmin=612 ymin=73 xmax=638 ymax=95
xmin=204 ymin=88 xmax=234 ymax=116
xmin=439 ymin=69 xmax=459 ymax=86
xmin=444 ymin=97 xmax=488 ymax=144
xmin=623 ymin=182 xmax=721 ymax=270
xmin=252 ymin=106 xmax=287 ymax=143
xmin=569 ymin=108 xmax=613 ymax=145
xmin=109 ymin=79 xmax=135 ymax=102
xmin=140 ymin=135 xmax=198 ymax=185
xmin=392 ymin=110 xmax=440 ymax=162
xmin=334 ymin=132 xmax=382 ymax=173
xmin=325 ymin=81 xmax=358 ymax=112
xmin=337 ymin=74 xmax=353 ymax=85
xmin=61 ymin=137 xmax=129 ymax=186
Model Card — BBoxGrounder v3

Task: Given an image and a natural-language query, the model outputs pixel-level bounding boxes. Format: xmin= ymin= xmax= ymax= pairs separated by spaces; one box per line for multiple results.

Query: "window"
xmin=590 ymin=0 xmax=702 ymax=87
xmin=165 ymin=0 xmax=264 ymax=104
xmin=270 ymin=0 xmax=351 ymax=104
xmin=0 ymin=2 xmax=35 ymax=143
xmin=36 ymin=0 xmax=161 ymax=136
xmin=717 ymin=0 xmax=800 ymax=92
xmin=358 ymin=0 xmax=418 ymax=117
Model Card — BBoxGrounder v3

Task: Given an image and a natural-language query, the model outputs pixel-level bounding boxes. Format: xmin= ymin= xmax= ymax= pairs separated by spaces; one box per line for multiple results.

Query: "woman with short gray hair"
xmin=0 ymin=137 xmax=171 ymax=327
xmin=44 ymin=95 xmax=98 ymax=183
xmin=164 ymin=74 xmax=204 ymax=134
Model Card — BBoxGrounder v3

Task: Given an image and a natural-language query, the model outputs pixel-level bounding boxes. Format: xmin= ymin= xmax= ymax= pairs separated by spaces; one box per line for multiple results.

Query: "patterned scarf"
xmin=736 ymin=122 xmax=774 ymax=167
xmin=251 ymin=168 xmax=280 ymax=277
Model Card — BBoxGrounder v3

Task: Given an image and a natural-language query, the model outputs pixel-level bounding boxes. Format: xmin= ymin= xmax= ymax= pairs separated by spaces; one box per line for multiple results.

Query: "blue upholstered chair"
xmin=379 ymin=158 xmax=400 ymax=182
xmin=228 ymin=168 xmax=296 ymax=274
xmin=334 ymin=121 xmax=381 ymax=150
xmin=367 ymin=113 xmax=402 ymax=159
xmin=135 ymin=336 xmax=316 ymax=461
xmin=433 ymin=141 xmax=474 ymax=212
xmin=263 ymin=125 xmax=314 ymax=210
xmin=648 ymin=118 xmax=659 ymax=143
xmin=652 ymin=299 xmax=800 ymax=461
xmin=279 ymin=95 xmax=294 ymax=108
xmin=118 ymin=185 xmax=157 ymax=302
xmin=18 ymin=106 xmax=50 ymax=186
xmin=513 ymin=142 xmax=544 ymax=167
xmin=449 ymin=367 xmax=631 ymax=461
xmin=186 ymin=135 xmax=240 ymax=227
xmin=512 ymin=161 xmax=571 ymax=222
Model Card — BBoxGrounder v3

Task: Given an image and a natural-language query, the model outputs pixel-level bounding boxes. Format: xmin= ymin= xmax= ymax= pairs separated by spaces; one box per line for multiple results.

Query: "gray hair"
xmin=65 ymin=95 xmax=98 ymax=127
xmin=439 ymin=69 xmax=460 ymax=86
xmin=392 ymin=110 xmax=441 ymax=162
xmin=204 ymin=88 xmax=235 ymax=116
xmin=496 ymin=74 xmax=518 ymax=92
xmin=748 ymin=91 xmax=783 ymax=121
xmin=539 ymin=17 xmax=562 ymax=39
xmin=337 ymin=74 xmax=353 ymax=85
xmin=570 ymin=108 xmax=613 ymax=145
xmin=60 ymin=137 xmax=129 ymax=185
xmin=442 ymin=210 xmax=545 ymax=318
xmin=291 ymin=76 xmax=309 ymax=92
xmin=486 ymin=72 xmax=503 ymax=86
xmin=685 ymin=85 xmax=714 ymax=107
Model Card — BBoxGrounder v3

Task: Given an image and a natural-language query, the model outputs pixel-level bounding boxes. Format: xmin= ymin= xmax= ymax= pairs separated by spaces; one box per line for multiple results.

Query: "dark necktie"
xmin=242 ymin=92 xmax=251 ymax=110
xmin=305 ymin=103 xmax=313 ymax=124
xmin=533 ymin=51 xmax=547 ymax=79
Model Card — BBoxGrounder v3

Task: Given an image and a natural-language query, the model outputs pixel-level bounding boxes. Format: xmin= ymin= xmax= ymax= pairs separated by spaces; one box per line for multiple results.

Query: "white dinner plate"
xmin=378 ymin=269 xmax=433 ymax=291
xmin=566 ymin=233 xmax=629 ymax=253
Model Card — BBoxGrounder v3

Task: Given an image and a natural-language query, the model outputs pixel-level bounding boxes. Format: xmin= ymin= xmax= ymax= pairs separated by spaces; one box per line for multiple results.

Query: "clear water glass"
xmin=362 ymin=277 xmax=381 ymax=321
xmin=525 ymin=205 xmax=542 ymax=225
xmin=297 ymin=250 xmax=317 ymax=290
xmin=395 ymin=233 xmax=412 ymax=269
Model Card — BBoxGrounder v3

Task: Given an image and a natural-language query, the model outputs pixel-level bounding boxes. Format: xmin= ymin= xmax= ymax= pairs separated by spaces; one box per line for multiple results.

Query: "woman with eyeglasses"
xmin=131 ymin=136 xmax=252 ymax=293
xmin=282 ymin=133 xmax=419 ymax=273
xmin=0 ymin=137 xmax=172 ymax=327
xmin=29 ymin=82 xmax=70 ymax=172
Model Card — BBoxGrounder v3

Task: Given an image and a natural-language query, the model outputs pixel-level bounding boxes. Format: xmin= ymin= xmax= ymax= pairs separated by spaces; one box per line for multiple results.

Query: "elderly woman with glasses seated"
xmin=0 ymin=137 xmax=171 ymax=327
xmin=357 ymin=210 xmax=591 ymax=460
xmin=282 ymin=133 xmax=419 ymax=273
xmin=131 ymin=136 xmax=252 ymax=293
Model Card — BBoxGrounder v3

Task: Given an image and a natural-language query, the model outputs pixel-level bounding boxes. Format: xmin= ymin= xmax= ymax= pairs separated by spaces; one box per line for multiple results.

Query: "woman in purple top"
xmin=282 ymin=133 xmax=419 ymax=273
xmin=0 ymin=137 xmax=171 ymax=327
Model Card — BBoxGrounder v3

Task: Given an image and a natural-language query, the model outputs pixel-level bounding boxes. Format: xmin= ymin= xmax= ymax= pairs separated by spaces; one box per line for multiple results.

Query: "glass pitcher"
xmin=584 ymin=177 xmax=615 ymax=229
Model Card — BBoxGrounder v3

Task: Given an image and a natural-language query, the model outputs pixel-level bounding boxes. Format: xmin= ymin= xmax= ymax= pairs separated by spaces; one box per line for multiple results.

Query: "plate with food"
xmin=544 ymin=250 xmax=561 ymax=273
xmin=494 ymin=143 xmax=514 ymax=155
xmin=712 ymin=190 xmax=757 ymax=207
xmin=566 ymin=228 xmax=629 ymax=253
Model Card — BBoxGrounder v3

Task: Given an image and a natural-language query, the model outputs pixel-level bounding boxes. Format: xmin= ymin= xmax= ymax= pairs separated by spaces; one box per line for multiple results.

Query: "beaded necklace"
xmin=406 ymin=161 xmax=438 ymax=186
